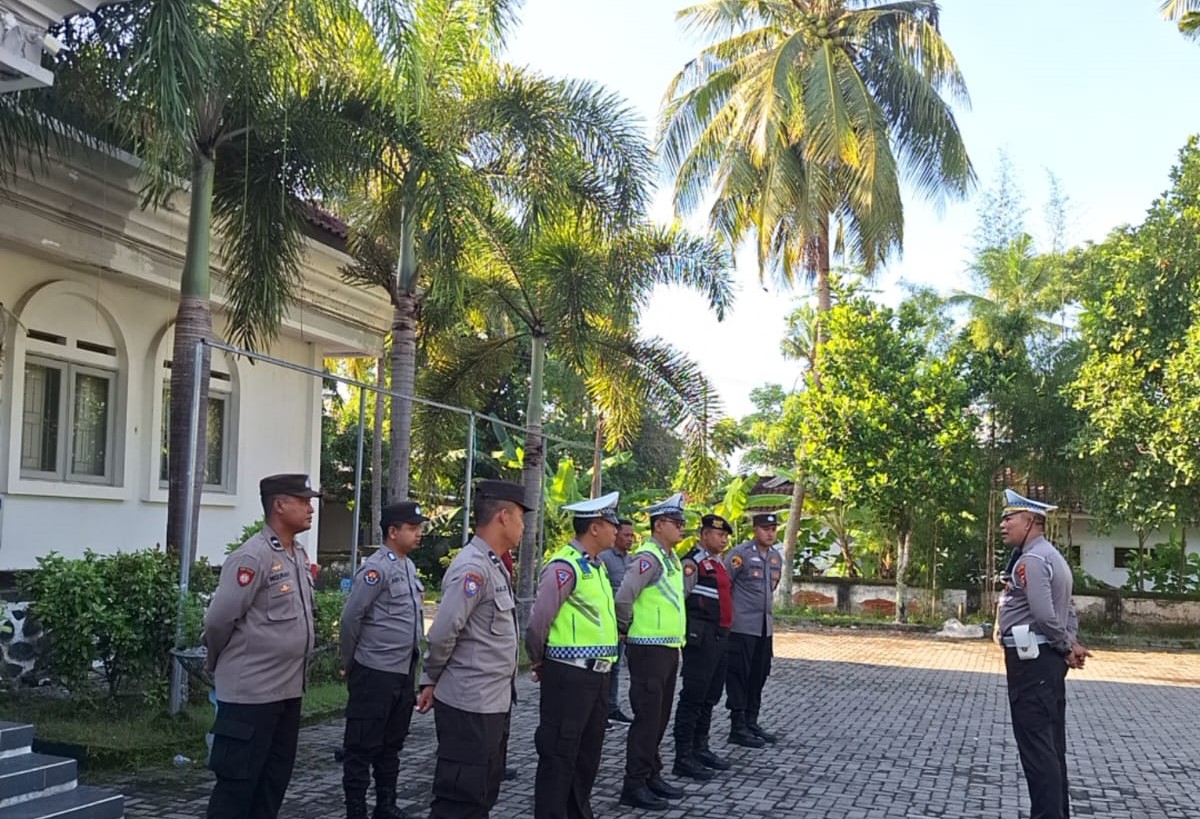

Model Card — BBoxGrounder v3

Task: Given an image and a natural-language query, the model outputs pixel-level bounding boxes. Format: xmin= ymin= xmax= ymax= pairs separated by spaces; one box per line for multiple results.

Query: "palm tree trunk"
xmin=779 ymin=225 xmax=830 ymax=605
xmin=388 ymin=207 xmax=418 ymax=503
xmin=517 ymin=331 xmax=547 ymax=633
xmin=388 ymin=296 xmax=417 ymax=503
xmin=166 ymin=152 xmax=215 ymax=558
xmin=371 ymin=346 xmax=386 ymax=539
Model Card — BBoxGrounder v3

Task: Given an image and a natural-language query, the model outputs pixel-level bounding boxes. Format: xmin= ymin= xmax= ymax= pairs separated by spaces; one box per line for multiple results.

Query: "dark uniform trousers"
xmin=206 ymin=697 xmax=302 ymax=819
xmin=431 ymin=700 xmax=511 ymax=819
xmin=1005 ymin=648 xmax=1070 ymax=819
xmin=534 ymin=661 xmax=611 ymax=819
xmin=343 ymin=659 xmax=417 ymax=798
xmin=623 ymin=643 xmax=680 ymax=791
xmin=725 ymin=626 xmax=772 ymax=724
xmin=674 ymin=621 xmax=728 ymax=756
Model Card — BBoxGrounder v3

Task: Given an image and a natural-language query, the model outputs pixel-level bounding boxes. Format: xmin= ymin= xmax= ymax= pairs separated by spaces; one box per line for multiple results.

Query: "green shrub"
xmin=22 ymin=549 xmax=210 ymax=702
xmin=310 ymin=589 xmax=346 ymax=683
xmin=226 ymin=519 xmax=264 ymax=555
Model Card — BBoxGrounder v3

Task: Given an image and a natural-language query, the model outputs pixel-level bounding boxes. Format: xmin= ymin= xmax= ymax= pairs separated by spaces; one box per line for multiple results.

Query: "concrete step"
xmin=0 ymin=726 xmax=33 ymax=760
xmin=0 ymin=754 xmax=76 ymax=808
xmin=0 ymin=785 xmax=123 ymax=819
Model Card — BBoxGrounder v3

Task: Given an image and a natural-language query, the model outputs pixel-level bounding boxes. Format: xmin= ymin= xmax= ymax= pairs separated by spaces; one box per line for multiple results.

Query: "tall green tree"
xmin=456 ymin=216 xmax=734 ymax=626
xmin=341 ymin=0 xmax=515 ymax=502
xmin=1072 ymin=138 xmax=1200 ymax=589
xmin=799 ymin=294 xmax=976 ymax=621
xmin=659 ymin=0 xmax=974 ymax=601
xmin=2 ymin=0 xmax=378 ymax=555
xmin=344 ymin=0 xmax=651 ymax=502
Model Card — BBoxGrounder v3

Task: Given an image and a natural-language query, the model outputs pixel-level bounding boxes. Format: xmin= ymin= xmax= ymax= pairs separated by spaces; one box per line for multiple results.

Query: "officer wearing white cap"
xmin=997 ymin=489 xmax=1091 ymax=819
xmin=203 ymin=473 xmax=321 ymax=819
xmin=526 ymin=492 xmax=621 ymax=819
xmin=673 ymin=514 xmax=735 ymax=780
xmin=615 ymin=492 xmax=688 ymax=811
xmin=418 ymin=479 xmax=531 ymax=819
xmin=724 ymin=511 xmax=784 ymax=748
xmin=339 ymin=501 xmax=429 ymax=819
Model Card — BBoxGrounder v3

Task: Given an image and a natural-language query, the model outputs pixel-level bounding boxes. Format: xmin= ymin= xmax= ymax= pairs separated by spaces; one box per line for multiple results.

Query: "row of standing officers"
xmin=200 ymin=476 xmax=784 ymax=819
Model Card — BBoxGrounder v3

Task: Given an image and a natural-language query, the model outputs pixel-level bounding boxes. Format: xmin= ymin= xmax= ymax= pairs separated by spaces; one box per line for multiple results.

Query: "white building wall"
xmin=0 ymin=147 xmax=390 ymax=569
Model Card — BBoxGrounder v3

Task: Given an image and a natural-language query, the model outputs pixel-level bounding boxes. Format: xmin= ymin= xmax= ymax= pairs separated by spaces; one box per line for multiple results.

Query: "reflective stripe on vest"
xmin=628 ymin=542 xmax=686 ymax=647
xmin=545 ymin=545 xmax=619 ymax=662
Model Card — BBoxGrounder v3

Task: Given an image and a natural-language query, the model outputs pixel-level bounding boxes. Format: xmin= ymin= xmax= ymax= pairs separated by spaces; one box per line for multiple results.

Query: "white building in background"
xmin=0 ymin=145 xmax=390 ymax=569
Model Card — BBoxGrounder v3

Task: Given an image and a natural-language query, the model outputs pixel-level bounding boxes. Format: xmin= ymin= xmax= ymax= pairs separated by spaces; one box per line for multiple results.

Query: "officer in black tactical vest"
xmin=673 ymin=514 xmax=735 ymax=781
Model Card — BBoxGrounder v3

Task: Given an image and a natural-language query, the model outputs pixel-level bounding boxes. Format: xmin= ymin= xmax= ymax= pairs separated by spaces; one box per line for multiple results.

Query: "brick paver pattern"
xmin=101 ymin=631 xmax=1200 ymax=818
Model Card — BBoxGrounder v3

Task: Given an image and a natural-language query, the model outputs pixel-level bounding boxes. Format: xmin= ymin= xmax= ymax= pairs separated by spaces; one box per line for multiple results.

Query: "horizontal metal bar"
xmin=202 ymin=338 xmax=597 ymax=452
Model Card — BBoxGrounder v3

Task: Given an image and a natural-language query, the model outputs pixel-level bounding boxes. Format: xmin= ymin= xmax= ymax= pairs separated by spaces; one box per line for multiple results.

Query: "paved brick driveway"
xmin=100 ymin=631 xmax=1200 ymax=818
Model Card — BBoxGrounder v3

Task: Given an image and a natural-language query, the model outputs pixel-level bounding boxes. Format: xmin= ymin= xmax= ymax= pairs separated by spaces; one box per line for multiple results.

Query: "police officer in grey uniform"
xmin=996 ymin=489 xmax=1091 ymax=819
xmin=417 ymin=480 xmax=530 ymax=819
xmin=598 ymin=518 xmax=634 ymax=723
xmin=340 ymin=501 xmax=429 ymax=819
xmin=203 ymin=474 xmax=320 ymax=819
xmin=724 ymin=512 xmax=784 ymax=748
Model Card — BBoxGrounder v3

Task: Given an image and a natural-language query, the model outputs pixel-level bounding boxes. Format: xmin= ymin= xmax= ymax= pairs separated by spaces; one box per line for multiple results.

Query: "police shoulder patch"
xmin=638 ymin=558 xmax=653 ymax=574
xmin=236 ymin=567 xmax=255 ymax=587
xmin=683 ymin=562 xmax=696 ymax=576
xmin=364 ymin=569 xmax=381 ymax=586
xmin=730 ymin=555 xmax=743 ymax=569
xmin=555 ymin=568 xmax=573 ymax=589
xmin=464 ymin=571 xmax=484 ymax=597
xmin=1015 ymin=562 xmax=1027 ymax=588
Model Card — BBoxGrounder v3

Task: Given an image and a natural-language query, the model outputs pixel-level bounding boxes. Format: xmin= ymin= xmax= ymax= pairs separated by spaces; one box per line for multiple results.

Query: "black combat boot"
xmin=729 ymin=711 xmax=766 ymax=748
xmin=372 ymin=787 xmax=409 ymax=819
xmin=673 ymin=752 xmax=715 ymax=780
xmin=646 ymin=774 xmax=685 ymax=799
xmin=619 ymin=785 xmax=668 ymax=811
xmin=694 ymin=745 xmax=732 ymax=770
xmin=746 ymin=713 xmax=778 ymax=745
xmin=345 ymin=792 xmax=369 ymax=819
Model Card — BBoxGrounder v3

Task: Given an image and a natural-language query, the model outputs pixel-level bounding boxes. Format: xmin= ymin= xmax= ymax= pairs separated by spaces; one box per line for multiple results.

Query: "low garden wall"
xmin=794 ymin=580 xmax=1200 ymax=625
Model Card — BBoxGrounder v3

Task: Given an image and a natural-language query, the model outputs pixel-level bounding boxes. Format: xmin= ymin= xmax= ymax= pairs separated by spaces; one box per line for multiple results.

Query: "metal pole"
xmin=350 ymin=387 xmax=367 ymax=572
xmin=169 ymin=338 xmax=206 ymax=715
xmin=462 ymin=413 xmax=476 ymax=546
xmin=533 ymin=434 xmax=547 ymax=581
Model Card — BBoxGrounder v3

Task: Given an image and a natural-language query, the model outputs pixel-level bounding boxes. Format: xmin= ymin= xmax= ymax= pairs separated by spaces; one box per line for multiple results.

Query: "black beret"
xmin=260 ymin=473 xmax=322 ymax=498
xmin=475 ymin=479 xmax=533 ymax=512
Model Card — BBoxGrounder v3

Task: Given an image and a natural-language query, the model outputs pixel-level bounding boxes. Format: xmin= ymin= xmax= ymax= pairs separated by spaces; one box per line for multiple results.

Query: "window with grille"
xmin=21 ymin=358 xmax=115 ymax=483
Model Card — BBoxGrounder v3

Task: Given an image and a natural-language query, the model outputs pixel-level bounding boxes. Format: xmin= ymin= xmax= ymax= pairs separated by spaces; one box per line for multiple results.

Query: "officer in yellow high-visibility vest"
xmin=525 ymin=492 xmax=621 ymax=819
xmin=614 ymin=492 xmax=688 ymax=811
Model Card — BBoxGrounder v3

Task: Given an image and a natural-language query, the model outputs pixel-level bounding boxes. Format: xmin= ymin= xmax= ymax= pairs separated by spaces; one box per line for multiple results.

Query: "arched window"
xmin=17 ymin=287 xmax=125 ymax=484
xmin=152 ymin=333 xmax=239 ymax=494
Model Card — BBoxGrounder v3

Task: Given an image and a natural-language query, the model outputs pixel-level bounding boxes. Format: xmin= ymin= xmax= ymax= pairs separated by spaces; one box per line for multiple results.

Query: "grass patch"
xmin=0 ymin=681 xmax=347 ymax=772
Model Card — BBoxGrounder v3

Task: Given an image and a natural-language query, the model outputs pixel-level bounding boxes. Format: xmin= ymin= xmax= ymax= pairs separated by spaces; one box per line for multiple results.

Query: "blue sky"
xmin=504 ymin=1 xmax=1200 ymax=419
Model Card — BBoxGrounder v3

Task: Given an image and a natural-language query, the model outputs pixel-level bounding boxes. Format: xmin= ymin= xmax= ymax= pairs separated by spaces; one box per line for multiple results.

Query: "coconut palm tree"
xmin=341 ymin=0 xmax=651 ymax=502
xmin=1162 ymin=0 xmax=1200 ymax=36
xmin=432 ymin=214 xmax=734 ymax=626
xmin=659 ymin=0 xmax=974 ymax=601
